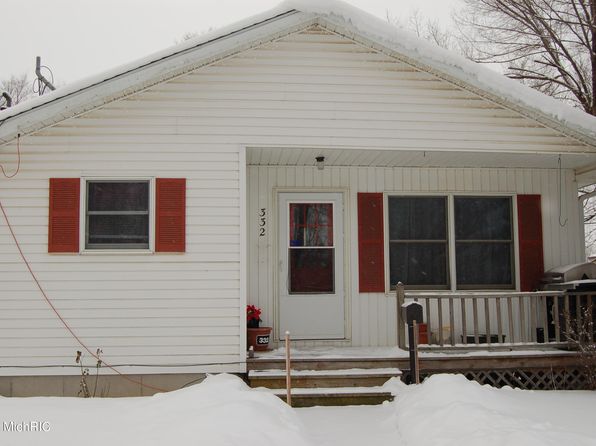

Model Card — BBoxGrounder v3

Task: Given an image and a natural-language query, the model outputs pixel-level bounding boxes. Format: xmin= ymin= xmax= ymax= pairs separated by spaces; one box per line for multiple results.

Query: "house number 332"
xmin=259 ymin=208 xmax=266 ymax=237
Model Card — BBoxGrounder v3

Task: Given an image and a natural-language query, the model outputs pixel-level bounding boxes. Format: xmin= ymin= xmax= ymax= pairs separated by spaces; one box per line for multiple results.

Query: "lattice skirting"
xmin=421 ymin=367 xmax=590 ymax=390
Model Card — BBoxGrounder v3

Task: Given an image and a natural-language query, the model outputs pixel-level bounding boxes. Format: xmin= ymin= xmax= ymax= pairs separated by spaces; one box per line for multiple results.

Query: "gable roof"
xmin=1 ymin=0 xmax=596 ymax=150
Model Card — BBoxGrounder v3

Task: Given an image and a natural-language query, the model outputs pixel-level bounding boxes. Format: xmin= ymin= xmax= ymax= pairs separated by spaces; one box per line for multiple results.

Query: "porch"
xmin=247 ymin=344 xmax=586 ymax=406
xmin=246 ymin=148 xmax=587 ymax=349
xmin=247 ymin=288 xmax=594 ymax=404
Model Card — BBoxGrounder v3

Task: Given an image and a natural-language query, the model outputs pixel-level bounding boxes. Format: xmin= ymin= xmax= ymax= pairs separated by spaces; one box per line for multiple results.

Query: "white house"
xmin=1 ymin=0 xmax=596 ymax=395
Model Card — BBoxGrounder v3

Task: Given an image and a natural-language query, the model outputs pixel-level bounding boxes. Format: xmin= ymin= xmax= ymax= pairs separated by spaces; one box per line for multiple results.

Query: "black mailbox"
xmin=401 ymin=302 xmax=423 ymax=325
xmin=401 ymin=301 xmax=424 ymax=384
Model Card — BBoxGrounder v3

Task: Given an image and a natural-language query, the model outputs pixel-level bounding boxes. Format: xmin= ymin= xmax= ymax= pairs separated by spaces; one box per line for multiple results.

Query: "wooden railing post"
xmin=397 ymin=282 xmax=406 ymax=349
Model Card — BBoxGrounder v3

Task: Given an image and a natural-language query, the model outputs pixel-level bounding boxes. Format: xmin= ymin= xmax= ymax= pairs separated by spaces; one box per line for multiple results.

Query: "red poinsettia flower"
xmin=246 ymin=304 xmax=262 ymax=322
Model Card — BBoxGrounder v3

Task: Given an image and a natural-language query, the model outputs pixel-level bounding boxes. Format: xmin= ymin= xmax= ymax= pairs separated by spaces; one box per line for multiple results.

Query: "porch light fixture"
xmin=316 ymin=156 xmax=325 ymax=170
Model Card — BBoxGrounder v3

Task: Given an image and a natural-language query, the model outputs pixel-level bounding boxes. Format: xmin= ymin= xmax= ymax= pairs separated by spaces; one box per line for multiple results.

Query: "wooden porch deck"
xmin=247 ymin=346 xmax=588 ymax=394
xmin=247 ymin=289 xmax=593 ymax=404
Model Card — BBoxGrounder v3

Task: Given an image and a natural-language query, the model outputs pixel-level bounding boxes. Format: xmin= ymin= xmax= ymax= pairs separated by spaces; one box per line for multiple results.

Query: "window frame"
xmin=287 ymin=200 xmax=336 ymax=295
xmin=79 ymin=177 xmax=155 ymax=254
xmin=384 ymin=192 xmax=518 ymax=292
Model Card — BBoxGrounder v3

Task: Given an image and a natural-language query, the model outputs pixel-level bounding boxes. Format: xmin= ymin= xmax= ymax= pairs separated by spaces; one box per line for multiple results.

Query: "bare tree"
xmin=563 ymin=306 xmax=596 ymax=389
xmin=455 ymin=0 xmax=595 ymax=115
xmin=387 ymin=9 xmax=461 ymax=51
xmin=0 ymin=74 xmax=33 ymax=107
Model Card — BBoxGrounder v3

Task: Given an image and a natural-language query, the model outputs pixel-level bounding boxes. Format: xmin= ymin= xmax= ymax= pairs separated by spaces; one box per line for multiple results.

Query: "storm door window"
xmin=86 ymin=181 xmax=150 ymax=249
xmin=454 ymin=196 xmax=513 ymax=288
xmin=388 ymin=196 xmax=449 ymax=288
xmin=288 ymin=203 xmax=334 ymax=294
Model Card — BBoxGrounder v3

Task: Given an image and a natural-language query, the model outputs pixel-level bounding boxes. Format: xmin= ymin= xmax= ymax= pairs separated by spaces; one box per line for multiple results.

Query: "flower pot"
xmin=247 ymin=327 xmax=272 ymax=351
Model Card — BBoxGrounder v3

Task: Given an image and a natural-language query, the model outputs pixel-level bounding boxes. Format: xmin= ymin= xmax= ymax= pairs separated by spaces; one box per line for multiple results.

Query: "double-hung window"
xmin=388 ymin=195 xmax=514 ymax=290
xmin=85 ymin=180 xmax=150 ymax=250
xmin=48 ymin=177 xmax=185 ymax=253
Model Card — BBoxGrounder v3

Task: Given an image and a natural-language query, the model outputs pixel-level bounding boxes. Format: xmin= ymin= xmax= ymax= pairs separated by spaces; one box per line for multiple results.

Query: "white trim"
xmin=512 ymin=196 xmax=521 ymax=292
xmin=447 ymin=194 xmax=456 ymax=291
xmin=239 ymin=145 xmax=248 ymax=371
xmin=272 ymin=187 xmax=350 ymax=342
xmin=2 ymin=8 xmax=596 ymax=151
xmin=79 ymin=176 xmax=155 ymax=255
xmin=383 ymin=193 xmax=390 ymax=295
xmin=277 ymin=191 xmax=345 ymax=339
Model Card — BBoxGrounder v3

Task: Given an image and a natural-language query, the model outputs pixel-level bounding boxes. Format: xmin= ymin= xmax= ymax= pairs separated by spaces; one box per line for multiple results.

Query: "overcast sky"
xmin=1 ymin=0 xmax=461 ymax=86
xmin=0 ymin=0 xmax=459 ymax=85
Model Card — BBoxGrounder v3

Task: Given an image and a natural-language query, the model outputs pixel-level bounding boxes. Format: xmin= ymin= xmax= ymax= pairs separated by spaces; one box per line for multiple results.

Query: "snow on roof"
xmin=287 ymin=0 xmax=596 ymax=144
xmin=2 ymin=0 xmax=596 ymax=147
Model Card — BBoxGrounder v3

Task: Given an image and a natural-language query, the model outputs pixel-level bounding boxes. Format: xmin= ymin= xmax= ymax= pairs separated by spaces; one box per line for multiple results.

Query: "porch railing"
xmin=396 ymin=283 xmax=595 ymax=349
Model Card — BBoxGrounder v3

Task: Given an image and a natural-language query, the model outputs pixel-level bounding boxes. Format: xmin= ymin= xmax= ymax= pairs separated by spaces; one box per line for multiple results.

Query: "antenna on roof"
xmin=34 ymin=56 xmax=55 ymax=95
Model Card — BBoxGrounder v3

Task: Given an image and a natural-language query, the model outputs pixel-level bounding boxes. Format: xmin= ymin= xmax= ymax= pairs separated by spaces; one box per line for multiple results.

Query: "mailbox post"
xmin=401 ymin=301 xmax=423 ymax=384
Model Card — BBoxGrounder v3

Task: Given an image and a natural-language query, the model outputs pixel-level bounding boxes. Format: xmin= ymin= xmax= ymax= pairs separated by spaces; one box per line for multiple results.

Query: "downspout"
xmin=578 ymin=188 xmax=596 ymax=260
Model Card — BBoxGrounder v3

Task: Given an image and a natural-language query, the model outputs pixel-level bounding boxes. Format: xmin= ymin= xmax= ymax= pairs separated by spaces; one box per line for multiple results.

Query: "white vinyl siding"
xmin=247 ymin=165 xmax=581 ymax=347
xmin=0 ymin=25 xmax=589 ymax=371
xmin=0 ymin=152 xmax=242 ymax=375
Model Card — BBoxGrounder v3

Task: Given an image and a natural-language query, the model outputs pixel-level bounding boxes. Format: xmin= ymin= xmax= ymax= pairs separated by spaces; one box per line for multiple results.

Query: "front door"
xmin=278 ymin=192 xmax=345 ymax=339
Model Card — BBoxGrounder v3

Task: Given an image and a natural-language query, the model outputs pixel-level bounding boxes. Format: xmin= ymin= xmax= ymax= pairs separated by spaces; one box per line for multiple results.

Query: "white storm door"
xmin=278 ymin=192 xmax=345 ymax=340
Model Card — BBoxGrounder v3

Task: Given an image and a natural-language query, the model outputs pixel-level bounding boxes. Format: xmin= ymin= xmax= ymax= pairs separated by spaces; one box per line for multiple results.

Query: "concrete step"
xmin=262 ymin=386 xmax=394 ymax=407
xmin=249 ymin=367 xmax=401 ymax=389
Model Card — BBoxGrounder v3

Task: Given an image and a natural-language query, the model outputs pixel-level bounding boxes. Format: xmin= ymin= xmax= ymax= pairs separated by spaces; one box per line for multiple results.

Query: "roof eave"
xmin=0 ymin=9 xmax=314 ymax=146
xmin=2 ymin=7 xmax=595 ymax=153
xmin=316 ymin=15 xmax=596 ymax=151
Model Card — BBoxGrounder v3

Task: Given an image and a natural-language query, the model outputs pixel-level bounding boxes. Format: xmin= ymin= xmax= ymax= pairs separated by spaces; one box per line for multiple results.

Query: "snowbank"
xmin=0 ymin=374 xmax=312 ymax=446
xmin=392 ymin=374 xmax=596 ymax=446
xmin=1 ymin=372 xmax=595 ymax=446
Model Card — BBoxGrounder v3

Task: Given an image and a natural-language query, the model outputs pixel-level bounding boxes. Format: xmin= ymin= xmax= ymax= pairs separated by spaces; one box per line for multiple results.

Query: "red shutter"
xmin=517 ymin=194 xmax=544 ymax=291
xmin=358 ymin=193 xmax=385 ymax=292
xmin=156 ymin=178 xmax=186 ymax=252
xmin=48 ymin=178 xmax=80 ymax=253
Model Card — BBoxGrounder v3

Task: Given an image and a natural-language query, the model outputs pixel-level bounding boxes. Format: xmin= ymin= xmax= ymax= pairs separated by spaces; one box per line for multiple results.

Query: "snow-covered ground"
xmin=1 ymin=373 xmax=595 ymax=446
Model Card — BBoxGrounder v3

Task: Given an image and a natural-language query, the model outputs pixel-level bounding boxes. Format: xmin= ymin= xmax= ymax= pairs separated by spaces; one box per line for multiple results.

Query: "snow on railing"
xmin=395 ymin=283 xmax=595 ymax=349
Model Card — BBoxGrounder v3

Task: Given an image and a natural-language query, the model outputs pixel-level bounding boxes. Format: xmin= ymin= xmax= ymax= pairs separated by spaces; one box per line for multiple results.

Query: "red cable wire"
xmin=0 ymin=134 xmax=21 ymax=179
xmin=0 ymin=196 xmax=167 ymax=393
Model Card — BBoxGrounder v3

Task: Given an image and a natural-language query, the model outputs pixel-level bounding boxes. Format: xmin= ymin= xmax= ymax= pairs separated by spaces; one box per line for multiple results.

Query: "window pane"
xmin=456 ymin=242 xmax=512 ymax=286
xmin=289 ymin=203 xmax=333 ymax=247
xmin=388 ymin=197 xmax=446 ymax=240
xmin=88 ymin=215 xmax=149 ymax=246
xmin=289 ymin=248 xmax=334 ymax=293
xmin=88 ymin=182 xmax=149 ymax=212
xmin=389 ymin=242 xmax=448 ymax=287
xmin=455 ymin=197 xmax=511 ymax=240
